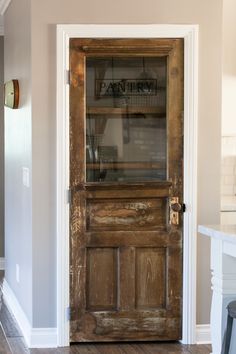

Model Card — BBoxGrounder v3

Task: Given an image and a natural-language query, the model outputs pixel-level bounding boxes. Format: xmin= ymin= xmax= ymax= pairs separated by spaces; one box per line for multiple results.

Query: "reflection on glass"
xmin=86 ymin=57 xmax=167 ymax=182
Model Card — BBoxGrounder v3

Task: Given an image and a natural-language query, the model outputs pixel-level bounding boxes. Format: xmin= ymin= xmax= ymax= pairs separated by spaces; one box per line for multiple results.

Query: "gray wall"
xmin=0 ymin=36 xmax=4 ymax=258
xmin=4 ymin=0 xmax=222 ymax=328
xmin=4 ymin=0 xmax=32 ymax=323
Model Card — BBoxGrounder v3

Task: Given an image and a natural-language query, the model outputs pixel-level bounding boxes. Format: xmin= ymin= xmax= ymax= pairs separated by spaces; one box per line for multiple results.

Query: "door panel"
xmin=86 ymin=198 xmax=166 ymax=231
xmin=86 ymin=248 xmax=118 ymax=311
xmin=135 ymin=248 xmax=166 ymax=309
xmin=70 ymin=38 xmax=184 ymax=342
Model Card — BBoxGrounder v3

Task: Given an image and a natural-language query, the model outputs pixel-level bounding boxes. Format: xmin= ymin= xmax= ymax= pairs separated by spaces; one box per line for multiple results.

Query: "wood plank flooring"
xmin=0 ymin=322 xmax=12 ymax=354
xmin=0 ymin=271 xmax=212 ymax=354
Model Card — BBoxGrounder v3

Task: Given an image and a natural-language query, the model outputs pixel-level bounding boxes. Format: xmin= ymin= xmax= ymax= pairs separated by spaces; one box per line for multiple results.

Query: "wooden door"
xmin=69 ymin=38 xmax=184 ymax=342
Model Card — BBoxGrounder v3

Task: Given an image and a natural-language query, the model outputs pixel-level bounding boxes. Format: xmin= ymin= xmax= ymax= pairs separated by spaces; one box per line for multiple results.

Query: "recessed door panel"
xmin=86 ymin=198 xmax=167 ymax=231
xmin=86 ymin=248 xmax=118 ymax=311
xmin=135 ymin=248 xmax=166 ymax=310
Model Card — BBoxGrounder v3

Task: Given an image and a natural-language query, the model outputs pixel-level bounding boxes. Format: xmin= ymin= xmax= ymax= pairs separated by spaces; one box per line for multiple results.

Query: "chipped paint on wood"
xmin=87 ymin=199 xmax=165 ymax=231
xmin=70 ymin=38 xmax=184 ymax=342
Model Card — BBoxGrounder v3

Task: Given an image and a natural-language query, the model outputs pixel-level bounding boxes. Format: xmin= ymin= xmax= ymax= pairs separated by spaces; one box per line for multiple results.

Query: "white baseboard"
xmin=2 ymin=279 xmax=57 ymax=348
xmin=30 ymin=328 xmax=57 ymax=348
xmin=2 ymin=279 xmax=31 ymax=345
xmin=196 ymin=324 xmax=211 ymax=344
xmin=2 ymin=278 xmax=210 ymax=347
xmin=0 ymin=257 xmax=5 ymax=270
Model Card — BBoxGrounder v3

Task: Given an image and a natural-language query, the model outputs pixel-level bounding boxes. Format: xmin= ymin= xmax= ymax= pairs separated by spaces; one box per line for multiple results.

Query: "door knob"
xmin=169 ymin=197 xmax=182 ymax=225
xmin=171 ymin=202 xmax=182 ymax=212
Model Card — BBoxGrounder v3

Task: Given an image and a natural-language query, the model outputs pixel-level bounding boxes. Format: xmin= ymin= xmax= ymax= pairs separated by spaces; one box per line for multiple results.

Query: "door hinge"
xmin=66 ymin=307 xmax=71 ymax=321
xmin=182 ymin=203 xmax=186 ymax=213
xmin=181 ymin=110 xmax=184 ymax=136
xmin=65 ymin=70 xmax=70 ymax=85
xmin=67 ymin=189 xmax=71 ymax=204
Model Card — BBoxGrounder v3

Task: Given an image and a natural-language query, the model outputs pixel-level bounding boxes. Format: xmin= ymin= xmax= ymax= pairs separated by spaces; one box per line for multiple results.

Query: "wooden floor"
xmin=0 ymin=271 xmax=211 ymax=354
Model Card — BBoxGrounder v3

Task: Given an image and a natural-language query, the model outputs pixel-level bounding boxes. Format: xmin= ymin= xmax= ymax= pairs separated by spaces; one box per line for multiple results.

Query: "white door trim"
xmin=0 ymin=0 xmax=11 ymax=15
xmin=56 ymin=24 xmax=199 ymax=347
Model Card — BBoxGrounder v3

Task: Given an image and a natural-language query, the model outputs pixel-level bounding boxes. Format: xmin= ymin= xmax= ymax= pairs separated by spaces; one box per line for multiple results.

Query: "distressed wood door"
xmin=69 ymin=38 xmax=184 ymax=342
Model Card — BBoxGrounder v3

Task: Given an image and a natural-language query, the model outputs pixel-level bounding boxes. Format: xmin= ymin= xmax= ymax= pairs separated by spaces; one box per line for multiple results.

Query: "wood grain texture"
xmin=87 ymin=198 xmax=166 ymax=231
xmin=86 ymin=162 xmax=166 ymax=170
xmin=85 ymin=187 xmax=171 ymax=199
xmin=136 ymin=248 xmax=166 ymax=309
xmin=86 ymin=248 xmax=118 ymax=310
xmin=86 ymin=230 xmax=181 ymax=248
xmin=70 ymin=38 xmax=184 ymax=342
xmin=70 ymin=38 xmax=175 ymax=55
xmin=0 ymin=285 xmax=212 ymax=354
xmin=167 ymin=39 xmax=184 ymax=198
xmin=119 ymin=247 xmax=136 ymax=311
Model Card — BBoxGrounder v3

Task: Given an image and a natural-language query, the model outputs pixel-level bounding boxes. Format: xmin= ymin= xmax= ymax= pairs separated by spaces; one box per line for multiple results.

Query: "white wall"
xmin=222 ymin=0 xmax=236 ymax=135
xmin=4 ymin=0 xmax=32 ymax=323
xmin=221 ymin=0 xmax=236 ymax=209
xmin=221 ymin=136 xmax=236 ymax=197
xmin=4 ymin=0 xmax=222 ymax=329
xmin=0 ymin=36 xmax=4 ymax=258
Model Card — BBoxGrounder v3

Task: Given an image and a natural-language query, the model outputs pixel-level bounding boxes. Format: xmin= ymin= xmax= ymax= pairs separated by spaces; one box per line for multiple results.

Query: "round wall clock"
xmin=4 ymin=79 xmax=19 ymax=109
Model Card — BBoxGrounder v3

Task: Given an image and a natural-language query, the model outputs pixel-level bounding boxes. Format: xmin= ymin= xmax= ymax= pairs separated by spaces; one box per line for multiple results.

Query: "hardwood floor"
xmin=0 ymin=271 xmax=212 ymax=354
xmin=0 ymin=322 xmax=11 ymax=354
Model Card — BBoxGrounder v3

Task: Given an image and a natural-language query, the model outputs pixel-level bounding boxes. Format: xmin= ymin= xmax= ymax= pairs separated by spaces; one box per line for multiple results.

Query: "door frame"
xmin=56 ymin=24 xmax=199 ymax=347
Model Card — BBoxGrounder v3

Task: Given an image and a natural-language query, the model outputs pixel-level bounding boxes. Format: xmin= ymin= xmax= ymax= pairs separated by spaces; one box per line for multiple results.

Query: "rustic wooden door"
xmin=69 ymin=38 xmax=184 ymax=342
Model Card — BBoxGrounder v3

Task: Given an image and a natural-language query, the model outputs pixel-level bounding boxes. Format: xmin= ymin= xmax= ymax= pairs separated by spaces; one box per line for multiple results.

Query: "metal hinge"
xmin=66 ymin=307 xmax=71 ymax=321
xmin=65 ymin=70 xmax=70 ymax=85
xmin=181 ymin=111 xmax=184 ymax=136
xmin=67 ymin=189 xmax=71 ymax=204
xmin=182 ymin=203 xmax=186 ymax=213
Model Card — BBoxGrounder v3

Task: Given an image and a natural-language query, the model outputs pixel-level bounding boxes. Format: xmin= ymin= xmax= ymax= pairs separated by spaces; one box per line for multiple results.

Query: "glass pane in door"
xmin=86 ymin=56 xmax=167 ymax=182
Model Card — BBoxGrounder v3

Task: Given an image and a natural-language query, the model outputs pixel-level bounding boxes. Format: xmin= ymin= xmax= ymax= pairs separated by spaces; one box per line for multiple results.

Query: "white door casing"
xmin=56 ymin=24 xmax=199 ymax=347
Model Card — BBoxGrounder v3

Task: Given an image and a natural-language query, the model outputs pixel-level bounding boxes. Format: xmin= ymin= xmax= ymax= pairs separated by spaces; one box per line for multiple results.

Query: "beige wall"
xmin=31 ymin=0 xmax=222 ymax=326
xmin=222 ymin=0 xmax=236 ymax=135
xmin=0 ymin=36 xmax=4 ymax=258
xmin=4 ymin=0 xmax=222 ymax=327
